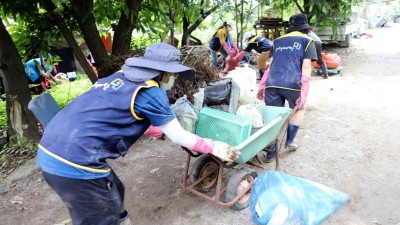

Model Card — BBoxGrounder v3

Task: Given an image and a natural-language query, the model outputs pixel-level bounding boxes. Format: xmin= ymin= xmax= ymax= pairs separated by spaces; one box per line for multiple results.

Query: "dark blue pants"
xmin=264 ymin=88 xmax=300 ymax=109
xmin=42 ymin=170 xmax=125 ymax=225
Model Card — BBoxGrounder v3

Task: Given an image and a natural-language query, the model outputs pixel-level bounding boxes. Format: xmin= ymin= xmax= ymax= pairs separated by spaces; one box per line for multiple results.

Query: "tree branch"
xmin=188 ymin=4 xmax=218 ymax=34
xmin=294 ymin=0 xmax=305 ymax=14
xmin=112 ymin=0 xmax=142 ymax=56
xmin=181 ymin=3 xmax=219 ymax=46
xmin=41 ymin=0 xmax=98 ymax=83
xmin=189 ymin=35 xmax=202 ymax=45
xmin=69 ymin=0 xmax=109 ymax=78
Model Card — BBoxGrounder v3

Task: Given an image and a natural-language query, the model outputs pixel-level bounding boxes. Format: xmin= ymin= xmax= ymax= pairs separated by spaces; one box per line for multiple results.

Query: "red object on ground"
xmin=101 ymin=34 xmax=112 ymax=54
xmin=222 ymin=50 xmax=245 ymax=73
xmin=312 ymin=53 xmax=341 ymax=69
xmin=363 ymin=33 xmax=373 ymax=38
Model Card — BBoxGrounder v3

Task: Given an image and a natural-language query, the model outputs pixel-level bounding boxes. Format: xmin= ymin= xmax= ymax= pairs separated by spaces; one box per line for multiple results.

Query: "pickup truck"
xmin=313 ymin=21 xmax=359 ymax=47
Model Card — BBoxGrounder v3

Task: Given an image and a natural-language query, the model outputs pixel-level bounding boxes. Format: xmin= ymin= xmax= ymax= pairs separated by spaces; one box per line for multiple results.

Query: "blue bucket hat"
xmin=122 ymin=43 xmax=195 ymax=82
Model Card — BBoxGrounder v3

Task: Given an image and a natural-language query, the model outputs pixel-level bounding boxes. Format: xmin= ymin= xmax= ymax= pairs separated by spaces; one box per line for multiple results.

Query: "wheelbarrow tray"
xmin=234 ymin=106 xmax=292 ymax=164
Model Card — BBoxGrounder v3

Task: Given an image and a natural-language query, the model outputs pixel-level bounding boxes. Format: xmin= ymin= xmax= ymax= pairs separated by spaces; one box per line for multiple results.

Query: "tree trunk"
xmin=304 ymin=0 xmax=311 ymax=16
xmin=69 ymin=0 xmax=110 ymax=78
xmin=182 ymin=16 xmax=190 ymax=46
xmin=234 ymin=0 xmax=239 ymax=47
xmin=0 ymin=18 xmax=40 ymax=141
xmin=294 ymin=0 xmax=305 ymax=14
xmin=181 ymin=4 xmax=218 ymax=46
xmin=112 ymin=0 xmax=142 ymax=56
xmin=41 ymin=0 xmax=98 ymax=84
xmin=240 ymin=0 xmax=244 ymax=49
xmin=168 ymin=7 xmax=175 ymax=46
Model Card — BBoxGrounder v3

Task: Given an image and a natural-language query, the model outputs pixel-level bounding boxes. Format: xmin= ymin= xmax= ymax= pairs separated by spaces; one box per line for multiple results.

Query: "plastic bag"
xmin=204 ymin=82 xmax=231 ymax=106
xmin=226 ymin=65 xmax=257 ymax=100
xmin=193 ymin=88 xmax=204 ymax=112
xmin=171 ymin=95 xmax=199 ymax=133
xmin=236 ymin=104 xmax=264 ymax=127
xmin=203 ymin=78 xmax=240 ymax=114
xmin=250 ymin=171 xmax=349 ymax=225
xmin=312 ymin=53 xmax=341 ymax=69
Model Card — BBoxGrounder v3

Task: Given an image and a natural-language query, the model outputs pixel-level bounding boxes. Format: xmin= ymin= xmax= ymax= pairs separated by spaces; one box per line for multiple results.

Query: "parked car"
xmin=393 ymin=14 xmax=400 ymax=23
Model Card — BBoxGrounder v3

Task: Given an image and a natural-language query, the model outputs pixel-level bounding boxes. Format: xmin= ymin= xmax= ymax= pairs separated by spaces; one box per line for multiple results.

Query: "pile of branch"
xmin=98 ymin=46 xmax=219 ymax=104
xmin=168 ymin=46 xmax=219 ymax=103
xmin=96 ymin=49 xmax=146 ymax=78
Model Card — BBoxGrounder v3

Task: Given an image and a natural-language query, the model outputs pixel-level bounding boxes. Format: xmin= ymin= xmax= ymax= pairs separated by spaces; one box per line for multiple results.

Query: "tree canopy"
xmin=0 ymin=0 xmax=363 ymax=142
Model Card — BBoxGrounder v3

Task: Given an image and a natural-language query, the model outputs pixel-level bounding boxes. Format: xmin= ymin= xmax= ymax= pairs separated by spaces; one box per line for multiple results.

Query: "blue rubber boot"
xmin=265 ymin=142 xmax=277 ymax=163
xmin=285 ymin=124 xmax=300 ymax=151
xmin=120 ymin=210 xmax=132 ymax=225
xmin=320 ymin=63 xmax=329 ymax=79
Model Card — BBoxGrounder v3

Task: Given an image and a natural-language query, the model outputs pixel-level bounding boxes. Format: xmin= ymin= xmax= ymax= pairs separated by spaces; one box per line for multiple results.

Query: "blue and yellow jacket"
xmin=267 ymin=32 xmax=314 ymax=90
xmin=37 ymin=72 xmax=159 ymax=179
xmin=209 ymin=28 xmax=230 ymax=52
xmin=244 ymin=37 xmax=273 ymax=53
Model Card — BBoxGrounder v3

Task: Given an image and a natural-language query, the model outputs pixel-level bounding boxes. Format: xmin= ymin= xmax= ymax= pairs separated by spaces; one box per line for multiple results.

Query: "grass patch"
xmin=0 ymin=101 xmax=6 ymax=129
xmin=0 ymin=74 xmax=92 ymax=177
xmin=0 ymin=74 xmax=92 ymax=130
xmin=0 ymin=135 xmax=36 ymax=177
xmin=47 ymin=74 xmax=92 ymax=108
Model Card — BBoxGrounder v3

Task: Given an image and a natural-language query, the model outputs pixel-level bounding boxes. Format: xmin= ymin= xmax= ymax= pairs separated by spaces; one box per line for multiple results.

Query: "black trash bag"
xmin=203 ymin=78 xmax=239 ymax=113
xmin=204 ymin=81 xmax=231 ymax=106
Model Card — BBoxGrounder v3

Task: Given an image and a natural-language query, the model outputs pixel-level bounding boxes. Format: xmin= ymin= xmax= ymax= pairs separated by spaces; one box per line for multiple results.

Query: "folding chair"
xmin=28 ymin=92 xmax=60 ymax=129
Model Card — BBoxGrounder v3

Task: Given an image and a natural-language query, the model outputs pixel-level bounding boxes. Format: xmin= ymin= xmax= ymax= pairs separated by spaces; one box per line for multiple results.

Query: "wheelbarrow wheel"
xmin=225 ymin=168 xmax=257 ymax=210
xmin=189 ymin=155 xmax=219 ymax=193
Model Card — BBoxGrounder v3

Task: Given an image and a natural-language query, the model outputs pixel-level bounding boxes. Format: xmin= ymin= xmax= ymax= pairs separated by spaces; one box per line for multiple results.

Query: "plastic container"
xmin=196 ymin=107 xmax=252 ymax=147
xmin=234 ymin=106 xmax=292 ymax=164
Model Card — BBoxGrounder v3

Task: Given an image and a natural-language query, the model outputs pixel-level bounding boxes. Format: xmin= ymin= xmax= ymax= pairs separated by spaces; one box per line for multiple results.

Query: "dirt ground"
xmin=1 ymin=23 xmax=400 ymax=225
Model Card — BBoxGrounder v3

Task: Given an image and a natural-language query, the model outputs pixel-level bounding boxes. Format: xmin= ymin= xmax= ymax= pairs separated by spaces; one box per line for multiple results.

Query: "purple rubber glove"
xmin=296 ymin=75 xmax=310 ymax=109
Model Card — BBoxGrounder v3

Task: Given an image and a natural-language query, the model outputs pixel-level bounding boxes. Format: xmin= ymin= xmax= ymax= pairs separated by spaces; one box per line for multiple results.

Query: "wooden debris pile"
xmin=97 ymin=49 xmax=145 ymax=78
xmin=98 ymin=46 xmax=219 ymax=104
xmin=168 ymin=46 xmax=219 ymax=103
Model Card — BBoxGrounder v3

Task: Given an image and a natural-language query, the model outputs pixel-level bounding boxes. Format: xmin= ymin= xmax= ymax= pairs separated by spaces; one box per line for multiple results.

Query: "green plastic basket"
xmin=196 ymin=107 xmax=252 ymax=147
xmin=235 ymin=106 xmax=292 ymax=164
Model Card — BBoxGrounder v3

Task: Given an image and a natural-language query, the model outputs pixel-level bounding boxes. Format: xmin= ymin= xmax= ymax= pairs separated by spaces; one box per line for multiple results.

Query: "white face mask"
xmin=160 ymin=75 xmax=176 ymax=91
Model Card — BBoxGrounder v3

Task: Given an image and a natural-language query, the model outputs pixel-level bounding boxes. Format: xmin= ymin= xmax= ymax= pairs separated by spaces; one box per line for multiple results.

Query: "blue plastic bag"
xmin=250 ymin=171 xmax=349 ymax=225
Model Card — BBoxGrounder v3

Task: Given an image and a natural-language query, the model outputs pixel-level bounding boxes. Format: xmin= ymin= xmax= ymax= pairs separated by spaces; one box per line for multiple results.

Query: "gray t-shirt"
xmin=308 ymin=31 xmax=321 ymax=42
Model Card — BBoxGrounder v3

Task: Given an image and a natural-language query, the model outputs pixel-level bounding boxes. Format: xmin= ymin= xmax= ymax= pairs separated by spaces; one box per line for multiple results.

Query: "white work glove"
xmin=211 ymin=141 xmax=241 ymax=162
